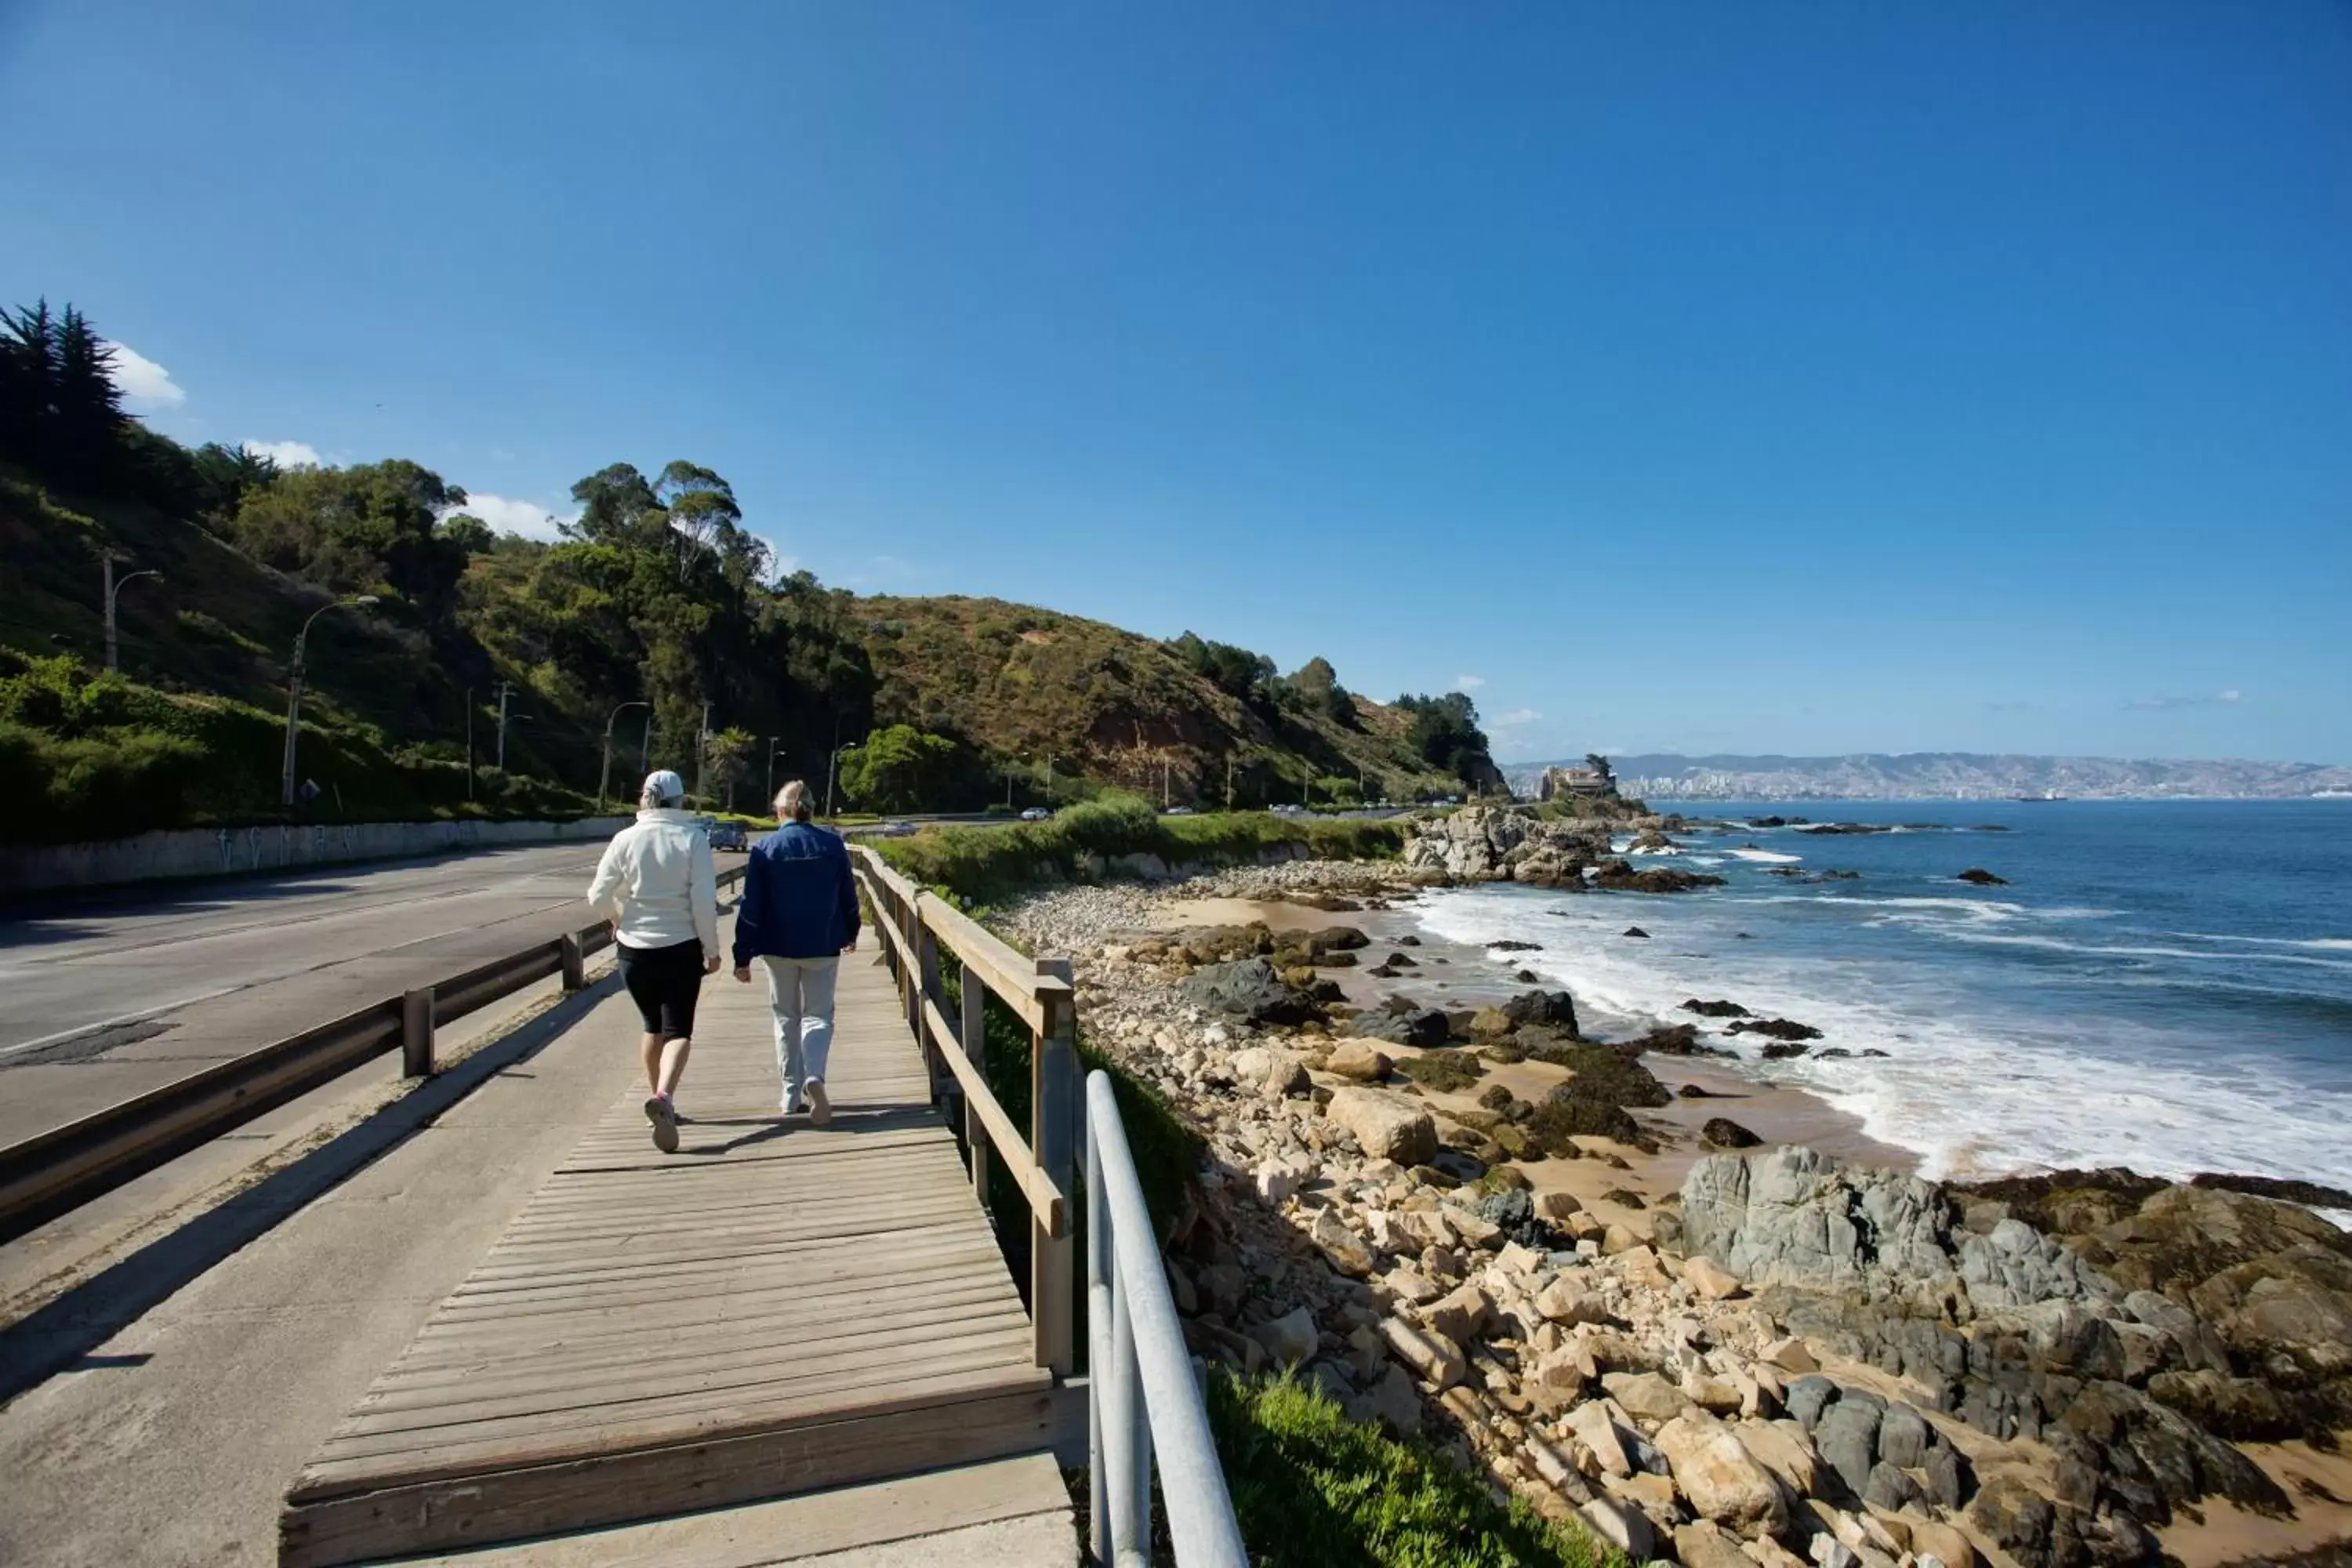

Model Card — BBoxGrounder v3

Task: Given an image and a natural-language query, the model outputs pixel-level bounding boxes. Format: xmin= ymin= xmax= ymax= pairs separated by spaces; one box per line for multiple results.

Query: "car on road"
xmin=702 ymin=819 xmax=747 ymax=851
xmin=1019 ymin=806 xmax=1053 ymax=821
xmin=878 ymin=820 xmax=918 ymax=837
xmin=1162 ymin=804 xmax=1194 ymax=815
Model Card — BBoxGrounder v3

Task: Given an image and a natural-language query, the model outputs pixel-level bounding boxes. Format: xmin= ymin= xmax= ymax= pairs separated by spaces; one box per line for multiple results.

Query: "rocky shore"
xmin=1005 ymin=847 xmax=2352 ymax=1568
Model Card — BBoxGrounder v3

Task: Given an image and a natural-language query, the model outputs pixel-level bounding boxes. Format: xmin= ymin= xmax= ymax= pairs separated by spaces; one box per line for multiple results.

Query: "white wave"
xmin=2180 ymin=933 xmax=2352 ymax=952
xmin=1630 ymin=845 xmax=1686 ymax=857
xmin=1954 ymin=932 xmax=2352 ymax=971
xmin=1727 ymin=848 xmax=1802 ymax=864
xmin=1403 ymin=884 xmax=2352 ymax=1194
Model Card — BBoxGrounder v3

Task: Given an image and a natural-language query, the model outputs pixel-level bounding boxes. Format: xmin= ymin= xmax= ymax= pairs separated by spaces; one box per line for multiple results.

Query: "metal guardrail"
xmin=1085 ymin=1070 xmax=1246 ymax=1566
xmin=0 ymin=863 xmax=745 ymax=1244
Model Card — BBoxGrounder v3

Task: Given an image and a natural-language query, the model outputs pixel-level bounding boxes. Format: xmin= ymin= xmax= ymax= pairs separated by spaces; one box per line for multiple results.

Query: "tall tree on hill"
xmin=0 ymin=299 xmax=126 ymax=483
xmin=0 ymin=299 xmax=60 ymax=466
xmin=1395 ymin=691 xmax=1500 ymax=792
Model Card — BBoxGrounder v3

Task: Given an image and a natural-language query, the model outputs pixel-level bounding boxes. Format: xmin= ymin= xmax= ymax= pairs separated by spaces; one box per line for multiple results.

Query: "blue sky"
xmin=5 ymin=2 xmax=2347 ymax=764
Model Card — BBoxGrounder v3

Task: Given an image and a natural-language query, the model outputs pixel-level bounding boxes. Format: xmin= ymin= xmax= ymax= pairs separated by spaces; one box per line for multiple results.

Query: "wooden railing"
xmin=850 ymin=845 xmax=1078 ymax=1377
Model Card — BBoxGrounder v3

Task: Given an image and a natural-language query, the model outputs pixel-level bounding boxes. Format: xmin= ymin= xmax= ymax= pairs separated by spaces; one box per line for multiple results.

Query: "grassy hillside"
xmin=858 ymin=593 xmax=1463 ymax=808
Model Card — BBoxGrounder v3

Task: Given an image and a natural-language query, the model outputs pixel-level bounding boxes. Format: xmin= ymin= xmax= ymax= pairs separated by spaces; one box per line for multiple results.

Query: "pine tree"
xmin=0 ymin=298 xmax=60 ymax=467
xmin=52 ymin=305 xmax=125 ymax=481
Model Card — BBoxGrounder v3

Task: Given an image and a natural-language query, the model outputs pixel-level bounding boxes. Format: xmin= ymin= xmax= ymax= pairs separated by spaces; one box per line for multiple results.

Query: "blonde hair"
xmin=776 ymin=780 xmax=813 ymax=822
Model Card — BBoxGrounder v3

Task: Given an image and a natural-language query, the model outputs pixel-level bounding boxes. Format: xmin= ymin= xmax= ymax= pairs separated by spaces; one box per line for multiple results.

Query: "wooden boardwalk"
xmin=279 ymin=937 xmax=1063 ymax=1566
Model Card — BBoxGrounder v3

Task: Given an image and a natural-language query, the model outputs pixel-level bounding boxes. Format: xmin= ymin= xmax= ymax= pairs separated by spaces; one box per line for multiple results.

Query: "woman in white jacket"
xmin=586 ymin=769 xmax=719 ymax=1153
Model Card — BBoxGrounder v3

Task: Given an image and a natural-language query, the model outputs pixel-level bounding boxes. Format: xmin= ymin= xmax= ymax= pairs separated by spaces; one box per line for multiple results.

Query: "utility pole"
xmin=495 ymin=681 xmax=516 ymax=772
xmin=1225 ymin=754 xmax=1236 ymax=811
xmin=464 ymin=687 xmax=475 ymax=801
xmin=694 ymin=700 xmax=713 ymax=805
xmin=1044 ymin=753 xmax=1054 ymax=801
xmin=100 ymin=550 xmax=162 ymax=676
xmin=601 ymin=700 xmax=650 ymax=811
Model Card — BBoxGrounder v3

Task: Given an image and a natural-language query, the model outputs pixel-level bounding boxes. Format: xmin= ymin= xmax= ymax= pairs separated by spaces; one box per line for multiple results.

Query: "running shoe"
xmin=644 ymin=1094 xmax=679 ymax=1154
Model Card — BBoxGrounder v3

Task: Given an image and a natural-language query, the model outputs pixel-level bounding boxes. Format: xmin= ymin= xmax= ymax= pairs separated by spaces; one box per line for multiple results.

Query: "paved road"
xmin=0 ymin=844 xmax=637 ymax=1149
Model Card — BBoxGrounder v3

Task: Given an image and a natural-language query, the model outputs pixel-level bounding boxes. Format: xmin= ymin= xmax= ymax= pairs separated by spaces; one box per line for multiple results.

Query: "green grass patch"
xmin=876 ymin=793 xmax=1403 ymax=903
xmin=1209 ymin=1372 xmax=1618 ymax=1568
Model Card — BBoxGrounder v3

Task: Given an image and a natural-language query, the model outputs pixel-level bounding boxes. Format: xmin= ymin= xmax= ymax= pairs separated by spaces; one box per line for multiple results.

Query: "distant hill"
xmin=1503 ymin=752 xmax=2352 ymax=801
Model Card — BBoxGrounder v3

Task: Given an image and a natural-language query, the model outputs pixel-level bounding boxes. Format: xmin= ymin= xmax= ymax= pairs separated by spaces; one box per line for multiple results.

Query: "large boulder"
xmin=1175 ymin=958 xmax=1320 ymax=1025
xmin=1654 ymin=1412 xmax=1790 ymax=1537
xmin=1321 ymin=1039 xmax=1392 ymax=1082
xmin=1501 ymin=988 xmax=1580 ymax=1033
xmin=1351 ymin=1007 xmax=1451 ymax=1048
xmin=1680 ymin=1145 xmax=1981 ymax=1310
xmin=1326 ymin=1087 xmax=1439 ymax=1165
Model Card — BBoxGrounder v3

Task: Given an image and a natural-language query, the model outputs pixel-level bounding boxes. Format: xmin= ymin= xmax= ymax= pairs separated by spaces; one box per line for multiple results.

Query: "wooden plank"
xmin=304 ymin=1358 xmax=1046 ymax=1488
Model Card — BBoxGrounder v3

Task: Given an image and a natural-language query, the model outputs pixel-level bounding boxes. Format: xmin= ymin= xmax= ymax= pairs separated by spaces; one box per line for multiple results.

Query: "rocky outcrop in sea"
xmin=1400 ymin=804 xmax=1727 ymax=891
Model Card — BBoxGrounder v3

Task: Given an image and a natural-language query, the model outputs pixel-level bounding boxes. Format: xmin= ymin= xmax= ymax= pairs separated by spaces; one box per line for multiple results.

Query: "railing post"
xmin=916 ymin=903 xmax=946 ymax=1100
xmin=960 ymin=963 xmax=990 ymax=1209
xmin=401 ymin=988 xmax=435 ymax=1077
xmin=1033 ymin=956 xmax=1077 ymax=1378
xmin=559 ymin=932 xmax=586 ymax=992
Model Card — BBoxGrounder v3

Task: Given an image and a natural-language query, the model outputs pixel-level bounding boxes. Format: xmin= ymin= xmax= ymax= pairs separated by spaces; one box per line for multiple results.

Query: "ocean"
xmin=1403 ymin=799 xmax=2352 ymax=1195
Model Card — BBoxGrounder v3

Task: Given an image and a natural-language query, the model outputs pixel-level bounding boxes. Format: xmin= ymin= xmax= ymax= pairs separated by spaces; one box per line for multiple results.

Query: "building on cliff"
xmin=1535 ymin=764 xmax=1617 ymax=801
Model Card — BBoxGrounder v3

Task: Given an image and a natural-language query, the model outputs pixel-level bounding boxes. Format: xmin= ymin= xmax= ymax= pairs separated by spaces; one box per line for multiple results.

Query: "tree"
xmin=1394 ymin=691 xmax=1500 ymax=790
xmin=1584 ymin=753 xmax=1615 ymax=785
xmin=838 ymin=724 xmax=968 ymax=813
xmin=702 ymin=726 xmax=756 ymax=810
xmin=230 ymin=459 xmax=474 ymax=623
xmin=1 ymin=299 xmax=127 ymax=484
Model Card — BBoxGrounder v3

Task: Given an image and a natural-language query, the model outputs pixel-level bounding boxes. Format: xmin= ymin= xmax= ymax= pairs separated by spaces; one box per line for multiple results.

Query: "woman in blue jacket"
xmin=731 ymin=780 xmax=861 ymax=1125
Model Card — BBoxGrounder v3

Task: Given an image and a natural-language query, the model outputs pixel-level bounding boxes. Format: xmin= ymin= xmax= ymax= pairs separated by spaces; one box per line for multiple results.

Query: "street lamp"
xmin=764 ymin=736 xmax=789 ymax=811
xmin=100 ymin=552 xmax=162 ymax=674
xmin=600 ymin=700 xmax=650 ymax=811
xmin=280 ymin=596 xmax=378 ymax=806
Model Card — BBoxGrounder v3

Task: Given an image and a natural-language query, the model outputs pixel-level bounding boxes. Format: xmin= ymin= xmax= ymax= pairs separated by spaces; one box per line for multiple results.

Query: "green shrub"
xmin=1208 ymin=1371 xmax=1616 ymax=1567
xmin=0 ymin=654 xmax=596 ymax=843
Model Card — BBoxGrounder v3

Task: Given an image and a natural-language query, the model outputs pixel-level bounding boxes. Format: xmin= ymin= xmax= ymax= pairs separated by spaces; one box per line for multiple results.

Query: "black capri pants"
xmin=616 ymin=938 xmax=705 ymax=1040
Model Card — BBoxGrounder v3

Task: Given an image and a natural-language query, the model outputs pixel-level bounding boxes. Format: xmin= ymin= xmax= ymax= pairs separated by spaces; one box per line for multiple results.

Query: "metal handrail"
xmin=1085 ymin=1070 xmax=1246 ymax=1567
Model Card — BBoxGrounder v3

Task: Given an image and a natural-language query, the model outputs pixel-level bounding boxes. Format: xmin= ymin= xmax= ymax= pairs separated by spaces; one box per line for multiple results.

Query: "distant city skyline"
xmin=5 ymin=2 xmax=2345 ymax=762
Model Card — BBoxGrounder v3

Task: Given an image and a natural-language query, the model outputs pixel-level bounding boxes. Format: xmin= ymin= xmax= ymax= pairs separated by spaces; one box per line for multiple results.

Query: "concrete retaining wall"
xmin=0 ymin=816 xmax=633 ymax=897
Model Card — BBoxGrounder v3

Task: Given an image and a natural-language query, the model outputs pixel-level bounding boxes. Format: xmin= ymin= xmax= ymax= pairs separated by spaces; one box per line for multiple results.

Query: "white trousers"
xmin=760 ymin=955 xmax=838 ymax=1098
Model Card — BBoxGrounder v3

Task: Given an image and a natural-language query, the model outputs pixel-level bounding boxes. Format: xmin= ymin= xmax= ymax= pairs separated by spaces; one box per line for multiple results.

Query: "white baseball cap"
xmin=641 ymin=769 xmax=688 ymax=805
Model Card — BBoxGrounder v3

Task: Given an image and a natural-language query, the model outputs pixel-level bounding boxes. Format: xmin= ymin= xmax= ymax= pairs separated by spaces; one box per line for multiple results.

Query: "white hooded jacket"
xmin=586 ymin=808 xmax=718 ymax=954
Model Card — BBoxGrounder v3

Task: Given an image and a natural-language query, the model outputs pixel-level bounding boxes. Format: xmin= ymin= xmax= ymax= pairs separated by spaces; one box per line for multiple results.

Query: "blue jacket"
xmin=732 ymin=821 xmax=861 ymax=964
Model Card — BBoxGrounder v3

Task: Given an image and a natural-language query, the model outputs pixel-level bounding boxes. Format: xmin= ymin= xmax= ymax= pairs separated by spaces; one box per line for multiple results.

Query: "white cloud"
xmin=244 ymin=439 xmax=324 ymax=469
xmin=2127 ymin=688 xmax=2245 ymax=712
xmin=1454 ymin=673 xmax=1486 ymax=691
xmin=452 ymin=493 xmax=578 ymax=541
xmin=105 ymin=340 xmax=186 ymax=408
xmin=1492 ymin=708 xmax=1542 ymax=726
